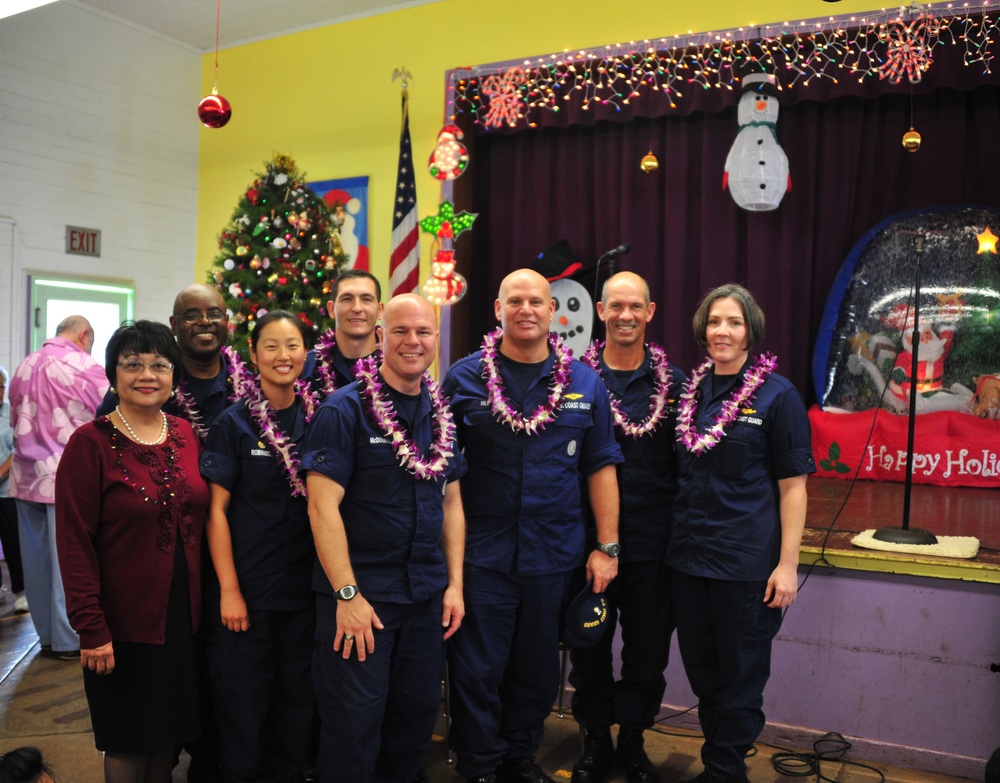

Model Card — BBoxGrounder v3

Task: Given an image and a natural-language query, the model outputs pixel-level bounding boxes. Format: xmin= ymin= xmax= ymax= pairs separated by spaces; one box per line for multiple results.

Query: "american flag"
xmin=389 ymin=91 xmax=419 ymax=297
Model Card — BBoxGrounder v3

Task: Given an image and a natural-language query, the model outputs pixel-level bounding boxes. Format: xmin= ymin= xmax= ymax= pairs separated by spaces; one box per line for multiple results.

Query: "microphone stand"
xmin=872 ymin=236 xmax=938 ymax=545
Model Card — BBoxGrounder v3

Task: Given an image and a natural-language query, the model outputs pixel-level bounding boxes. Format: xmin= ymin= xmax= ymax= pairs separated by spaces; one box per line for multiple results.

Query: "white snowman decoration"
xmin=723 ymin=73 xmax=790 ymax=211
xmin=551 ymin=278 xmax=593 ymax=358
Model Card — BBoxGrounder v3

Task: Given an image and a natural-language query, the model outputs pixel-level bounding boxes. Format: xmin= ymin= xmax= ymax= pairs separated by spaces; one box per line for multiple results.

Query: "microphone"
xmin=598 ymin=243 xmax=631 ymax=261
xmin=914 ymin=235 xmax=925 ymax=254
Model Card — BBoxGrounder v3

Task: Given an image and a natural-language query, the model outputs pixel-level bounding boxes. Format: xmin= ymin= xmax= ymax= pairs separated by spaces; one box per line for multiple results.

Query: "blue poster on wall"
xmin=309 ymin=175 xmax=369 ymax=272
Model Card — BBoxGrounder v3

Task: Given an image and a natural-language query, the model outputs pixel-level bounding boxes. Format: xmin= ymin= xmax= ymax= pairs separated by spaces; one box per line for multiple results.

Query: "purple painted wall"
xmin=642 ymin=567 xmax=1000 ymax=779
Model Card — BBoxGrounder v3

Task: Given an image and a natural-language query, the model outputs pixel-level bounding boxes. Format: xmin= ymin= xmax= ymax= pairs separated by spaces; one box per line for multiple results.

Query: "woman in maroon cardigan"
xmin=56 ymin=320 xmax=209 ymax=783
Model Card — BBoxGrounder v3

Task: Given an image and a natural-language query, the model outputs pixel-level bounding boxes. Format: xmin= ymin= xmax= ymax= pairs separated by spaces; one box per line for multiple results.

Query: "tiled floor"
xmin=0 ymin=583 xmax=983 ymax=783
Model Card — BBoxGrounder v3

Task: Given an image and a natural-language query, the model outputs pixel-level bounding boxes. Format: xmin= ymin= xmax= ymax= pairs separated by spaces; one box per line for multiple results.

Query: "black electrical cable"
xmin=769 ymin=732 xmax=886 ymax=782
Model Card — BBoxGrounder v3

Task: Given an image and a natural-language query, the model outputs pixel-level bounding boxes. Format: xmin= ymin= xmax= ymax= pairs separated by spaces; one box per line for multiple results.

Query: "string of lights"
xmin=447 ymin=3 xmax=1000 ymax=129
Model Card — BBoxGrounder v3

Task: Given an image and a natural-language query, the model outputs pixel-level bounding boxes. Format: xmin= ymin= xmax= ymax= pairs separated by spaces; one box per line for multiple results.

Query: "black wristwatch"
xmin=336 ymin=584 xmax=359 ymax=601
xmin=596 ymin=542 xmax=621 ymax=558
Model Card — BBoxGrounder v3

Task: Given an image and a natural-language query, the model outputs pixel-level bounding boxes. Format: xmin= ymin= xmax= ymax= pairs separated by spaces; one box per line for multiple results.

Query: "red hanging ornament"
xmin=198 ymin=91 xmax=232 ymax=128
xmin=198 ymin=0 xmax=231 ymax=129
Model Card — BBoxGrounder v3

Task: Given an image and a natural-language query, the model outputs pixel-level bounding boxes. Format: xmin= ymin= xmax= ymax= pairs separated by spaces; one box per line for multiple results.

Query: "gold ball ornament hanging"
xmin=640 ymin=152 xmax=659 ymax=173
xmin=901 ymin=127 xmax=922 ymax=153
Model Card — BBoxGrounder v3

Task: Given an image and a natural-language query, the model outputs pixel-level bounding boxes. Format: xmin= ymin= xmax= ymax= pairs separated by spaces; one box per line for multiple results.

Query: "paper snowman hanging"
xmin=723 ymin=73 xmax=790 ymax=211
xmin=551 ymin=278 xmax=594 ymax=358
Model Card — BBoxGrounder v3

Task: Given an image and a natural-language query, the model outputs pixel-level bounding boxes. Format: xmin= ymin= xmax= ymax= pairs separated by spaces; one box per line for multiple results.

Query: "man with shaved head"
xmin=442 ymin=269 xmax=623 ymax=783
xmin=303 ymin=293 xmax=467 ymax=783
xmin=569 ymin=271 xmax=687 ymax=783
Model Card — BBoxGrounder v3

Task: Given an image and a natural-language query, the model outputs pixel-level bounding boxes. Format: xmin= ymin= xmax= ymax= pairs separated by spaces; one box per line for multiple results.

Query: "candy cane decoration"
xmin=482 ymin=67 xmax=527 ymax=128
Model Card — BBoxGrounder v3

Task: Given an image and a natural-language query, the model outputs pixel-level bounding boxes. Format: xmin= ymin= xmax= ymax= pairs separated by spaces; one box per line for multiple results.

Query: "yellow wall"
xmin=195 ymin=0 xmax=875 ymax=288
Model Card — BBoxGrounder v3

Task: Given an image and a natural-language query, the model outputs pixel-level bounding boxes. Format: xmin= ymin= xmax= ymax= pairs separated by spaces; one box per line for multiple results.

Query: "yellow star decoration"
xmin=977 ymin=227 xmax=998 ymax=254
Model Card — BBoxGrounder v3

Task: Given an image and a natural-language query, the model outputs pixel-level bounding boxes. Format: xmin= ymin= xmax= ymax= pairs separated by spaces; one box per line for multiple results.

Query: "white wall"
xmin=0 ymin=2 xmax=201 ymax=373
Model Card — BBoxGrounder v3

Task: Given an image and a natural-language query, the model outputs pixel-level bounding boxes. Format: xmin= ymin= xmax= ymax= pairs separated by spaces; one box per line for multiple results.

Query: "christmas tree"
xmin=208 ymin=153 xmax=348 ymax=357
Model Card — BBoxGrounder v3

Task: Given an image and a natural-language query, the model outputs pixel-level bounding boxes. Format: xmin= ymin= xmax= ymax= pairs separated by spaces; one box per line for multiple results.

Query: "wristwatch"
xmin=596 ymin=542 xmax=621 ymax=557
xmin=336 ymin=584 xmax=359 ymax=601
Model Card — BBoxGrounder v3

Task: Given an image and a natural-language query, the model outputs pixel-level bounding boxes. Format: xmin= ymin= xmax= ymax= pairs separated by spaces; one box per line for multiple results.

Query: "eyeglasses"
xmin=178 ymin=310 xmax=227 ymax=324
xmin=117 ymin=360 xmax=174 ymax=375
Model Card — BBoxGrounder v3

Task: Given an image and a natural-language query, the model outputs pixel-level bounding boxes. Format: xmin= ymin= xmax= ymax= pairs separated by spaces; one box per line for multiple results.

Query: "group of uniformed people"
xmin=57 ymin=263 xmax=814 ymax=783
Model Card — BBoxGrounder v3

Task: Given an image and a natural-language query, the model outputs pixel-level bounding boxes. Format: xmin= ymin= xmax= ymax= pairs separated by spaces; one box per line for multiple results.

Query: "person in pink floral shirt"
xmin=9 ymin=315 xmax=109 ymax=658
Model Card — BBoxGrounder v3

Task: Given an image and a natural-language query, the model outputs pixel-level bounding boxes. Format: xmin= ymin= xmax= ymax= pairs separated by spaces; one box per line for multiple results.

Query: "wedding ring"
xmin=344 ymin=634 xmax=354 ymax=642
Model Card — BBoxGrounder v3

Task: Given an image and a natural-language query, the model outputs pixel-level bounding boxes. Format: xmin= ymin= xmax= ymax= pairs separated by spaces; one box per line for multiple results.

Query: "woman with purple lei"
xmin=668 ymin=284 xmax=815 ymax=783
xmin=199 ymin=310 xmax=317 ymax=782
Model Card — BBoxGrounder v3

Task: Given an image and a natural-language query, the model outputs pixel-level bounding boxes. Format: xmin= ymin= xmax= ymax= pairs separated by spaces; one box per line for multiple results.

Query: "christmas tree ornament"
xmin=723 ymin=73 xmax=790 ymax=211
xmin=901 ymin=127 xmax=922 ymax=152
xmin=198 ymin=90 xmax=232 ymax=129
xmin=428 ymin=125 xmax=469 ymax=180
xmin=640 ymin=151 xmax=659 ymax=173
xmin=197 ymin=0 xmax=231 ymax=129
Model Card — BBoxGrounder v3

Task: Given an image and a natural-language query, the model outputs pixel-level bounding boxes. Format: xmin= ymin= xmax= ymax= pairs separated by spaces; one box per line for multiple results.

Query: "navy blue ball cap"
xmin=562 ymin=578 xmax=610 ymax=648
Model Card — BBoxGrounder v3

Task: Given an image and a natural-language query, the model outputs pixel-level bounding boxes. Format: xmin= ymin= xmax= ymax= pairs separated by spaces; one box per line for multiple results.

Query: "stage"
xmin=803 ymin=476 xmax=999 ymax=567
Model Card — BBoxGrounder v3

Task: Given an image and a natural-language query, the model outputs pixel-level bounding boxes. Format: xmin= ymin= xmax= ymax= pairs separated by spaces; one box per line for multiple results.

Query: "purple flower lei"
xmin=315 ymin=328 xmax=382 ymax=397
xmin=354 ymin=356 xmax=456 ymax=480
xmin=173 ymin=383 xmax=209 ymax=442
xmin=581 ymin=340 xmax=673 ymax=440
xmin=480 ymin=328 xmax=572 ymax=435
xmin=676 ymin=352 xmax=778 ymax=455
xmin=225 ymin=345 xmax=319 ymax=497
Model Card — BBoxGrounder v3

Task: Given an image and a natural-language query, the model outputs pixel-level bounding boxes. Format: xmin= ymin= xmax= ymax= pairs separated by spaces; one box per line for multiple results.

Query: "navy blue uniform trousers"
xmin=208 ymin=607 xmax=315 ymax=782
xmin=313 ymin=593 xmax=444 ymax=783
xmin=447 ymin=566 xmax=574 ymax=778
xmin=569 ymin=560 xmax=673 ymax=730
xmin=671 ymin=571 xmax=782 ymax=780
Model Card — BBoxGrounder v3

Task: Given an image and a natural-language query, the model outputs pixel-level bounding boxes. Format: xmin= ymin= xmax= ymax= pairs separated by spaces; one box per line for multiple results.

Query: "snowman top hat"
xmin=740 ymin=72 xmax=778 ymax=96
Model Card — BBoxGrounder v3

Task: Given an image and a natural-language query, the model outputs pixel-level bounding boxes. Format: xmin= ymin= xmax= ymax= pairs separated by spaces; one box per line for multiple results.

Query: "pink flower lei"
xmin=480 ymin=328 xmax=572 ymax=435
xmin=676 ymin=352 xmax=778 ymax=455
xmin=354 ymin=356 xmax=456 ymax=480
xmin=315 ymin=328 xmax=382 ymax=397
xmin=581 ymin=340 xmax=673 ymax=440
xmin=225 ymin=345 xmax=319 ymax=497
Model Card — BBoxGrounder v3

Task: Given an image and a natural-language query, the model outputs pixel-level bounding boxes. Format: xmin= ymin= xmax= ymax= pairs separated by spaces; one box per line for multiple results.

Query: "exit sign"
xmin=66 ymin=226 xmax=101 ymax=257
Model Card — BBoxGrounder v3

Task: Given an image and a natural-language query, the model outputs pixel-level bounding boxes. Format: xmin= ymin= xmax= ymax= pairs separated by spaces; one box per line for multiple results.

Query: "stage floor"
xmin=805 ymin=476 xmax=999 ymax=553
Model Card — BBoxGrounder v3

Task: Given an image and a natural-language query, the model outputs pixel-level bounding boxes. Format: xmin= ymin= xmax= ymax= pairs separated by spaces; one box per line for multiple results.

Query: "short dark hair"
xmin=0 ymin=746 xmax=54 ymax=783
xmin=105 ymin=320 xmax=184 ymax=389
xmin=691 ymin=283 xmax=766 ymax=351
xmin=249 ymin=310 xmax=307 ymax=351
xmin=330 ymin=269 xmax=381 ymax=302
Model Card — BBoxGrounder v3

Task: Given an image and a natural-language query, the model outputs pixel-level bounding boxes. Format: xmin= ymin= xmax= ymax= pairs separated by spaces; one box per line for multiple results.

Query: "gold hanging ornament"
xmin=640 ymin=151 xmax=659 ymax=173
xmin=902 ymin=127 xmax=922 ymax=153
xmin=902 ymin=91 xmax=921 ymax=153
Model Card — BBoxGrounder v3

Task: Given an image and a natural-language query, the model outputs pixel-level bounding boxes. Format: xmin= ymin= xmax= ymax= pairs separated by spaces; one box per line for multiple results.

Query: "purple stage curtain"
xmin=448 ymin=43 xmax=1000 ymax=403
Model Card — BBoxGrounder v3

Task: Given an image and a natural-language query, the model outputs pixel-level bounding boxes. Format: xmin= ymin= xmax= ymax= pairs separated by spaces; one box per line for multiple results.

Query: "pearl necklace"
xmin=115 ymin=405 xmax=168 ymax=446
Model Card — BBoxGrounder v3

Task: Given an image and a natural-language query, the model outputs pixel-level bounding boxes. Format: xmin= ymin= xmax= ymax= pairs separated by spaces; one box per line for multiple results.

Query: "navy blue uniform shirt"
xmin=442 ymin=345 xmax=623 ymax=577
xmin=667 ymin=363 xmax=815 ymax=581
xmin=301 ymin=378 xmax=467 ymax=604
xmin=199 ymin=397 xmax=314 ymax=610
xmin=591 ymin=346 xmax=687 ymax=563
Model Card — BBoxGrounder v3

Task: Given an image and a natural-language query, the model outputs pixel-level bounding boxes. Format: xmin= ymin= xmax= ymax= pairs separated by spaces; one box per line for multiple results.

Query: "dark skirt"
xmin=83 ymin=540 xmax=201 ymax=754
